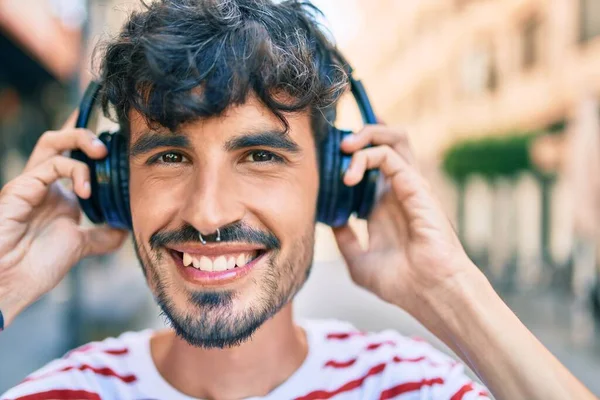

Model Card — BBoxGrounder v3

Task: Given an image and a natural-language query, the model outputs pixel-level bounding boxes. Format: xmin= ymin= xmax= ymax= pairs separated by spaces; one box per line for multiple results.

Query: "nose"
xmin=179 ymin=164 xmax=245 ymax=236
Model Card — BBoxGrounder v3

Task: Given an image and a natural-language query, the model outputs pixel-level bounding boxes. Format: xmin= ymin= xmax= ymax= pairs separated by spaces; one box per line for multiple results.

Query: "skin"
xmin=0 ymin=96 xmax=597 ymax=399
xmin=127 ymin=97 xmax=317 ymax=398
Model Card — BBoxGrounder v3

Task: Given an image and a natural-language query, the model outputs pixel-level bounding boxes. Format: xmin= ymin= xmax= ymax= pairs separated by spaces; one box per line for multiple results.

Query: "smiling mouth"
xmin=169 ymin=249 xmax=266 ymax=272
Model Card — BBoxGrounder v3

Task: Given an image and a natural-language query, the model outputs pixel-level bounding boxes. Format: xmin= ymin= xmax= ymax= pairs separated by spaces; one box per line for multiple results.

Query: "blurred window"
xmin=460 ymin=42 xmax=497 ymax=95
xmin=454 ymin=0 xmax=479 ymax=12
xmin=580 ymin=0 xmax=600 ymax=42
xmin=521 ymin=15 xmax=541 ymax=70
xmin=414 ymin=81 xmax=439 ymax=120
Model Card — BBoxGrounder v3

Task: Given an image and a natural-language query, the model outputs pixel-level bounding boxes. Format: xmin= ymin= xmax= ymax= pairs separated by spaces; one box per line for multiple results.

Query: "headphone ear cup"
xmin=108 ymin=132 xmax=131 ymax=229
xmin=95 ymin=132 xmax=122 ymax=228
xmin=116 ymin=133 xmax=132 ymax=229
xmin=316 ymin=127 xmax=355 ymax=227
xmin=316 ymin=126 xmax=333 ymax=224
xmin=71 ymin=146 xmax=105 ymax=224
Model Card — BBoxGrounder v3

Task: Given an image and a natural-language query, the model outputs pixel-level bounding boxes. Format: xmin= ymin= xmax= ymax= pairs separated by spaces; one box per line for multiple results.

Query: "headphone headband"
xmin=73 ymin=57 xmax=380 ymax=229
xmin=75 ymin=71 xmax=376 ymax=132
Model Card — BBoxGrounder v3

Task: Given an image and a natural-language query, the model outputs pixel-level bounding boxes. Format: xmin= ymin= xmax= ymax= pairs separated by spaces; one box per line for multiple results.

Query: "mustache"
xmin=149 ymin=221 xmax=280 ymax=250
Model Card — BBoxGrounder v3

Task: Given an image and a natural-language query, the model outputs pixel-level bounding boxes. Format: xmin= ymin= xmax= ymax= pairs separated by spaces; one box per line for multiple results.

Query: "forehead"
xmin=127 ymin=94 xmax=313 ymax=142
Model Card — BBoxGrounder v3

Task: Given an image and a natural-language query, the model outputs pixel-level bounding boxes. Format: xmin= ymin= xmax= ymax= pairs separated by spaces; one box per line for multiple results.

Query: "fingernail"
xmin=83 ymin=181 xmax=91 ymax=194
xmin=92 ymin=138 xmax=105 ymax=148
xmin=343 ymin=135 xmax=356 ymax=143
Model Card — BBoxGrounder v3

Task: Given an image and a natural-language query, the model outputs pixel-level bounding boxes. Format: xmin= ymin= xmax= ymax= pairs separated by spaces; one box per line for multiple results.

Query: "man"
xmin=0 ymin=1 xmax=596 ymax=399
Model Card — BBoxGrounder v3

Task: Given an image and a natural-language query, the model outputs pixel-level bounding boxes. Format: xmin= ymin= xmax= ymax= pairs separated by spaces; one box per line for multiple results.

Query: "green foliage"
xmin=442 ymin=131 xmax=540 ymax=182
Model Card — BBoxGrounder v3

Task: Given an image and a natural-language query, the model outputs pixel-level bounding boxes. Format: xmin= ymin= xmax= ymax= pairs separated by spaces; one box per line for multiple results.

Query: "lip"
xmin=169 ymin=248 xmax=266 ymax=286
xmin=168 ymin=243 xmax=265 ymax=257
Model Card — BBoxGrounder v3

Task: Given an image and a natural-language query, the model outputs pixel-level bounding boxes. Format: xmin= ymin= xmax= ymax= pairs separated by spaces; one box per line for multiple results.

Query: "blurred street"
xmin=2 ymin=0 xmax=600 ymax=397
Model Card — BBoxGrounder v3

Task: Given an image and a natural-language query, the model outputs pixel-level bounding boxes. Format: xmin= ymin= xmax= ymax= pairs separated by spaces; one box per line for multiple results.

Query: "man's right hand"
xmin=0 ymin=114 xmax=128 ymax=328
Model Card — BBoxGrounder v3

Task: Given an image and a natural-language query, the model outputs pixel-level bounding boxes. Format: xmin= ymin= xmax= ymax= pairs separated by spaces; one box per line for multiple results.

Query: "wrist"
xmin=411 ymin=259 xmax=498 ymax=343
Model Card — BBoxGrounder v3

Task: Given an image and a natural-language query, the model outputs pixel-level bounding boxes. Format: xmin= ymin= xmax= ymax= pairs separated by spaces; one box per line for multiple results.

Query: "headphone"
xmin=71 ymin=64 xmax=380 ymax=230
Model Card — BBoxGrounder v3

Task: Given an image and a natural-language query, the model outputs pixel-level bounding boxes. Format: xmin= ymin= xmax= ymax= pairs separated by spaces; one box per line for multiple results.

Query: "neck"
xmin=151 ymin=303 xmax=308 ymax=399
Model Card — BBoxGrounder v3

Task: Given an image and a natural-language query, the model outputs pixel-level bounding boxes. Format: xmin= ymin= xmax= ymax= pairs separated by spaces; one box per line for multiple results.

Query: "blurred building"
xmin=345 ymin=0 xmax=597 ymax=152
xmin=336 ymin=0 xmax=600 ymax=297
xmin=0 ymin=0 xmax=84 ymax=182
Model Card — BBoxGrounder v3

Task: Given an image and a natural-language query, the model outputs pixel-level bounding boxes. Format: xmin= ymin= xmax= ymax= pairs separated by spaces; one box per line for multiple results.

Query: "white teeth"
xmin=192 ymin=256 xmax=201 ymax=269
xmin=184 ymin=252 xmax=259 ymax=271
xmin=236 ymin=253 xmax=247 ymax=267
xmin=227 ymin=257 xmax=236 ymax=270
xmin=213 ymin=256 xmax=227 ymax=271
xmin=199 ymin=256 xmax=213 ymax=272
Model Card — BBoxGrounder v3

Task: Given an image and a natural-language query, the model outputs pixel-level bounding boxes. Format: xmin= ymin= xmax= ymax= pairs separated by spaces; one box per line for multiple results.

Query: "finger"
xmin=341 ymin=125 xmax=417 ymax=165
xmin=344 ymin=145 xmax=406 ymax=187
xmin=343 ymin=145 xmax=437 ymax=222
xmin=333 ymin=223 xmax=376 ymax=289
xmin=13 ymin=156 xmax=91 ymax=207
xmin=61 ymin=109 xmax=79 ymax=130
xmin=332 ymin=224 xmax=363 ymax=266
xmin=341 ymin=125 xmax=407 ymax=152
xmin=25 ymin=129 xmax=106 ymax=172
xmin=80 ymin=226 xmax=128 ymax=257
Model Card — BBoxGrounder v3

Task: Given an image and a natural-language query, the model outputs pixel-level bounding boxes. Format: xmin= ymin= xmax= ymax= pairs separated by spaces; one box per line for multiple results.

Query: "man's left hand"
xmin=333 ymin=124 xmax=478 ymax=320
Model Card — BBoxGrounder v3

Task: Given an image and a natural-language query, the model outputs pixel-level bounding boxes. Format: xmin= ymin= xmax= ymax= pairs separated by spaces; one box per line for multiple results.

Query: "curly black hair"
xmin=96 ymin=0 xmax=349 ymax=142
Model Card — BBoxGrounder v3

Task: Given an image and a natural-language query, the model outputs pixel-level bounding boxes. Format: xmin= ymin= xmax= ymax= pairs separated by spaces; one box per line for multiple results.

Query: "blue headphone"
xmin=71 ymin=65 xmax=379 ymax=230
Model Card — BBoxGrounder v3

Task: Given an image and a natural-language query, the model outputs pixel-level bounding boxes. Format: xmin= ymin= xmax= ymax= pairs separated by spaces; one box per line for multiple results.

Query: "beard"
xmin=132 ymin=221 xmax=314 ymax=349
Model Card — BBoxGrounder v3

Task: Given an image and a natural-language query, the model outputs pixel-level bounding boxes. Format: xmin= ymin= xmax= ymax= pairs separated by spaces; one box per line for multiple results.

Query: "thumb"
xmin=332 ymin=224 xmax=362 ymax=264
xmin=80 ymin=226 xmax=128 ymax=257
xmin=332 ymin=224 xmax=370 ymax=286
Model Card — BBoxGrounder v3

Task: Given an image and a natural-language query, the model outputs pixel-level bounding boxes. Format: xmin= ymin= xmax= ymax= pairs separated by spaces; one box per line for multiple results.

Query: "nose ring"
xmin=199 ymin=228 xmax=220 ymax=245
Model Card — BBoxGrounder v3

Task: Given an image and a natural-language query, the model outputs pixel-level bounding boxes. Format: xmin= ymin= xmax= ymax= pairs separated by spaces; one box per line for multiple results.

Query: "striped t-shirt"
xmin=1 ymin=319 xmax=490 ymax=400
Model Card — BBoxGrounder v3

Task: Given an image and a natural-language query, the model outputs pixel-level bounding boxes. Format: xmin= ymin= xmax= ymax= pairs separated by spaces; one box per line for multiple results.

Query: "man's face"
xmin=128 ymin=95 xmax=319 ymax=348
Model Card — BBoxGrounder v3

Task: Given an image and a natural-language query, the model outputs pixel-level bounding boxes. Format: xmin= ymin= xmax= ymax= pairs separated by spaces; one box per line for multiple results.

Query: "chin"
xmin=156 ymin=284 xmax=286 ymax=349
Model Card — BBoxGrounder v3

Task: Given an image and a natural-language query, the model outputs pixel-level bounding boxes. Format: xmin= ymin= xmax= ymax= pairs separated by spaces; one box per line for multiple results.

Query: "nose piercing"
xmin=199 ymin=228 xmax=220 ymax=245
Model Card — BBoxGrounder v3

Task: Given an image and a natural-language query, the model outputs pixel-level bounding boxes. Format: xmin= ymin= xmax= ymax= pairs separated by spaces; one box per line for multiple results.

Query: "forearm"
xmin=412 ymin=264 xmax=597 ymax=400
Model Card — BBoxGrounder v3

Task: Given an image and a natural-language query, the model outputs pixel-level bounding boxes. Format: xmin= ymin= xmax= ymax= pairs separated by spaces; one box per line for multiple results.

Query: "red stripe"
xmin=392 ymin=355 xmax=445 ymax=367
xmin=68 ymin=344 xmax=95 ymax=353
xmin=450 ymin=382 xmax=474 ymax=400
xmin=324 ymin=354 xmax=428 ymax=370
xmin=66 ymin=345 xmax=129 ymax=357
xmin=366 ymin=341 xmax=396 ymax=351
xmin=478 ymin=390 xmax=490 ymax=397
xmin=24 ymin=364 xmax=137 ymax=384
xmin=391 ymin=355 xmax=427 ymax=363
xmin=325 ymin=332 xmax=364 ymax=340
xmin=15 ymin=389 xmax=101 ymax=400
xmin=379 ymin=377 xmax=445 ymax=400
xmin=324 ymin=359 xmax=357 ymax=368
xmin=103 ymin=348 xmax=129 ymax=356
xmin=294 ymin=363 xmax=387 ymax=400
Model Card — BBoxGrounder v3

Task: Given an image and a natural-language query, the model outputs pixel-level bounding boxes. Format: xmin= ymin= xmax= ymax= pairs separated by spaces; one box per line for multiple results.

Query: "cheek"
xmin=245 ymin=161 xmax=319 ymax=240
xmin=128 ymin=167 xmax=187 ymax=231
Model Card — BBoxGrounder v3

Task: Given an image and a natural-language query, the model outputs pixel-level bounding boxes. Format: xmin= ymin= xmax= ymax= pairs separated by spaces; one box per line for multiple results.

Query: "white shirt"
xmin=1 ymin=319 xmax=490 ymax=400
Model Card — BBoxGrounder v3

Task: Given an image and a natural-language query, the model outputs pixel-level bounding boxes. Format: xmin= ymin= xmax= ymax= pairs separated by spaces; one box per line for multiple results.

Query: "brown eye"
xmin=250 ymin=150 xmax=274 ymax=162
xmin=245 ymin=150 xmax=283 ymax=163
xmin=159 ymin=152 xmax=187 ymax=163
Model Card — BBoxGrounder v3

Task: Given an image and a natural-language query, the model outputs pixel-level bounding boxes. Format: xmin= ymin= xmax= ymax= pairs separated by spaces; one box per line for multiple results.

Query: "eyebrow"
xmin=129 ymin=132 xmax=191 ymax=157
xmin=224 ymin=130 xmax=301 ymax=154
